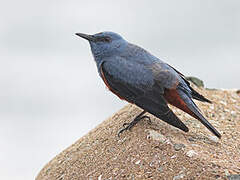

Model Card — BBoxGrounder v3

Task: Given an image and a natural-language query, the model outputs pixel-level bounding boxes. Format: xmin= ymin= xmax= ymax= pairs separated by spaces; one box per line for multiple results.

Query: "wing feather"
xmin=100 ymin=60 xmax=189 ymax=132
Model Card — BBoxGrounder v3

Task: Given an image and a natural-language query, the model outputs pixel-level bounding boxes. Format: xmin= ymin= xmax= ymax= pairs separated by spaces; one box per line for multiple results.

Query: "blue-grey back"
xmin=120 ymin=43 xmax=160 ymax=65
xmin=94 ymin=39 xmax=191 ymax=95
xmin=118 ymin=43 xmax=188 ymax=89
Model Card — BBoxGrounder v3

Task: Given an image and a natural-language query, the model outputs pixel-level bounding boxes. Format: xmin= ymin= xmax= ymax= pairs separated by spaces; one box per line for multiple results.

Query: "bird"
xmin=75 ymin=31 xmax=221 ymax=139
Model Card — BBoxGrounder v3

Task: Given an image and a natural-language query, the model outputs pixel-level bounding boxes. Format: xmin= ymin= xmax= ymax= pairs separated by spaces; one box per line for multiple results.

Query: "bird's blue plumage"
xmin=76 ymin=31 xmax=221 ymax=138
xmin=102 ymin=56 xmax=154 ymax=90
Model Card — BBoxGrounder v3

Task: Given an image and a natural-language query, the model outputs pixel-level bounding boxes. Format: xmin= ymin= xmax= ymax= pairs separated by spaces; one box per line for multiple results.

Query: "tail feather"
xmin=180 ymin=77 xmax=212 ymax=103
xmin=189 ymin=86 xmax=212 ymax=103
xmin=158 ymin=109 xmax=189 ymax=133
xmin=135 ymin=96 xmax=189 ymax=133
xmin=178 ymin=90 xmax=221 ymax=138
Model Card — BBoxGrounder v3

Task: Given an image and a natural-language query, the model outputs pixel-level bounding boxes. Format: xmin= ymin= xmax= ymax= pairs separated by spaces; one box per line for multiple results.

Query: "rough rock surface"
xmin=37 ymin=88 xmax=240 ymax=180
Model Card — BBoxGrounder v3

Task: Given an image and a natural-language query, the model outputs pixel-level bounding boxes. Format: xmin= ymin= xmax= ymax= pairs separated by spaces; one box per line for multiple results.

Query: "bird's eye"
xmin=95 ymin=36 xmax=111 ymax=43
xmin=103 ymin=36 xmax=111 ymax=43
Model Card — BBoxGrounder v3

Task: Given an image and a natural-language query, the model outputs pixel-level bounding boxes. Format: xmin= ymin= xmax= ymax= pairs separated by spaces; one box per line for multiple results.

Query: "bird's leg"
xmin=118 ymin=110 xmax=150 ymax=137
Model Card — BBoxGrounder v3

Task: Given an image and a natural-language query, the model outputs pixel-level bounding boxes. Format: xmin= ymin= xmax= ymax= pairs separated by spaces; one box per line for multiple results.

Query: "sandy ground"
xmin=36 ymin=88 xmax=240 ymax=180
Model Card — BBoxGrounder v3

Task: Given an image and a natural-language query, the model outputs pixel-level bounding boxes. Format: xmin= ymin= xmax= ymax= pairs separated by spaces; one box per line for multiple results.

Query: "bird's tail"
xmin=189 ymin=86 xmax=212 ymax=103
xmin=178 ymin=90 xmax=221 ymax=138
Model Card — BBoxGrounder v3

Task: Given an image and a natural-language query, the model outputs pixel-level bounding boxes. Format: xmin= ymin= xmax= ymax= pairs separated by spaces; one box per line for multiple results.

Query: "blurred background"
xmin=0 ymin=0 xmax=239 ymax=179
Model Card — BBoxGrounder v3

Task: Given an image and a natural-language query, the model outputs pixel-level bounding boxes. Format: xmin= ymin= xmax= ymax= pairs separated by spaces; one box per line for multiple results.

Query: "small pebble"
xmin=210 ymin=105 xmax=214 ymax=110
xmin=227 ymin=175 xmax=240 ymax=180
xmin=173 ymin=172 xmax=185 ymax=180
xmin=98 ymin=174 xmax=102 ymax=180
xmin=146 ymin=130 xmax=166 ymax=143
xmin=225 ymin=170 xmax=230 ymax=176
xmin=186 ymin=150 xmax=198 ymax=158
xmin=135 ymin=160 xmax=141 ymax=165
xmin=174 ymin=144 xmax=185 ymax=151
xmin=215 ymin=175 xmax=221 ymax=179
xmin=220 ymin=101 xmax=227 ymax=106
xmin=188 ymin=137 xmax=196 ymax=142
xmin=236 ymin=90 xmax=240 ymax=95
xmin=157 ymin=166 xmax=163 ymax=173
xmin=209 ymin=136 xmax=219 ymax=143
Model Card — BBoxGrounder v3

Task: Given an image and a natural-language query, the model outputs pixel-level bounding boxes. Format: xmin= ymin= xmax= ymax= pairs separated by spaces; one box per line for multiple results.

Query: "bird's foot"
xmin=118 ymin=111 xmax=150 ymax=137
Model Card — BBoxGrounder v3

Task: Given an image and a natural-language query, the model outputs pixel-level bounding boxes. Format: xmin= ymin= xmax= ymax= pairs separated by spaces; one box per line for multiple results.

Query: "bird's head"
xmin=76 ymin=31 xmax=127 ymax=60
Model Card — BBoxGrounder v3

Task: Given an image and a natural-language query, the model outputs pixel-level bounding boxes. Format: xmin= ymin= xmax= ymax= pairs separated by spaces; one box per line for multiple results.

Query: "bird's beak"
xmin=75 ymin=33 xmax=96 ymax=42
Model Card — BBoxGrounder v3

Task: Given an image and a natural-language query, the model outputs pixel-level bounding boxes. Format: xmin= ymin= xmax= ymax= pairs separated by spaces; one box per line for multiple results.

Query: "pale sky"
xmin=0 ymin=0 xmax=239 ymax=179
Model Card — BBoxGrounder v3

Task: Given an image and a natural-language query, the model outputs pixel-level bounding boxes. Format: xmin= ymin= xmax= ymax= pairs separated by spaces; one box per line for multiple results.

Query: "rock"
xmin=135 ymin=160 xmax=141 ymax=165
xmin=186 ymin=150 xmax=198 ymax=158
xmin=225 ymin=169 xmax=231 ymax=176
xmin=174 ymin=143 xmax=185 ymax=151
xmin=98 ymin=174 xmax=102 ymax=180
xmin=227 ymin=175 xmax=240 ymax=180
xmin=36 ymin=89 xmax=240 ymax=179
xmin=237 ymin=90 xmax=240 ymax=96
xmin=173 ymin=172 xmax=185 ymax=180
xmin=188 ymin=137 xmax=196 ymax=142
xmin=185 ymin=76 xmax=204 ymax=87
xmin=208 ymin=135 xmax=219 ymax=143
xmin=157 ymin=166 xmax=163 ymax=173
xmin=146 ymin=129 xmax=166 ymax=143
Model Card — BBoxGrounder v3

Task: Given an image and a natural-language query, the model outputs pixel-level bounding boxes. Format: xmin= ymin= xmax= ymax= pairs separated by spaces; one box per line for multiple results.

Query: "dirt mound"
xmin=36 ymin=88 xmax=240 ymax=179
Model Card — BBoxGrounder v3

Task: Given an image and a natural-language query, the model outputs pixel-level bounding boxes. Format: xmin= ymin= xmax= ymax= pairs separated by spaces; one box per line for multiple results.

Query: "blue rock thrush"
xmin=76 ymin=31 xmax=221 ymax=138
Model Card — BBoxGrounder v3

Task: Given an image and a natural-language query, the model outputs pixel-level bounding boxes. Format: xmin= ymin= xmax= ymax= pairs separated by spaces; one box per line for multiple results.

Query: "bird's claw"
xmin=117 ymin=121 xmax=135 ymax=137
xmin=117 ymin=123 xmax=130 ymax=137
xmin=117 ymin=126 xmax=129 ymax=137
xmin=117 ymin=114 xmax=151 ymax=137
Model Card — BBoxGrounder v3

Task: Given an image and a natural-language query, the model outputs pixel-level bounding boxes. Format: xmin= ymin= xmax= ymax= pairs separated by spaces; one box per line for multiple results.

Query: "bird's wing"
xmin=152 ymin=62 xmax=221 ymax=138
xmin=100 ymin=59 xmax=189 ymax=132
xmin=167 ymin=63 xmax=212 ymax=103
